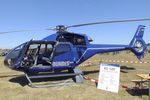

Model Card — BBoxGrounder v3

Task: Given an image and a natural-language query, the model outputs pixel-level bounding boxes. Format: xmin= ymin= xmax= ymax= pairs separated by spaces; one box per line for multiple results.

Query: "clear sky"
xmin=0 ymin=0 xmax=150 ymax=48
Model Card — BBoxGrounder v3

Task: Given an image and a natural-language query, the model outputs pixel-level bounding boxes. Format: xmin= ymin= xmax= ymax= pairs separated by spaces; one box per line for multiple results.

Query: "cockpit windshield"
xmin=4 ymin=42 xmax=26 ymax=68
xmin=7 ymin=43 xmax=25 ymax=58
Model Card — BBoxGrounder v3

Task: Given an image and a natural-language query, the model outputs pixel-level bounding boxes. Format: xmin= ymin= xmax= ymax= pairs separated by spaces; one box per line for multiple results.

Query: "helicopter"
xmin=1 ymin=18 xmax=149 ymax=86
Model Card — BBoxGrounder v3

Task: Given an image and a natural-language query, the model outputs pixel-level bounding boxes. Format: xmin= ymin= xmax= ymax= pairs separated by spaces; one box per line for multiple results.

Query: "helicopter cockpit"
xmin=4 ymin=41 xmax=55 ymax=71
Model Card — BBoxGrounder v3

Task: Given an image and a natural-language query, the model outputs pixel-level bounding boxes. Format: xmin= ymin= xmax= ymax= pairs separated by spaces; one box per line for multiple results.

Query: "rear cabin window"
xmin=74 ymin=35 xmax=86 ymax=45
xmin=58 ymin=34 xmax=86 ymax=46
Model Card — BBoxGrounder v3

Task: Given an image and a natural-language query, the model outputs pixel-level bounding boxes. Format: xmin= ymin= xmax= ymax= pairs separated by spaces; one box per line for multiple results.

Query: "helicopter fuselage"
xmin=4 ymin=25 xmax=147 ymax=73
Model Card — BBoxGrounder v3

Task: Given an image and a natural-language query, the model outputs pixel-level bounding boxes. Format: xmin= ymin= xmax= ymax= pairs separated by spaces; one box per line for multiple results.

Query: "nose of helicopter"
xmin=4 ymin=60 xmax=8 ymax=66
xmin=4 ymin=56 xmax=18 ymax=70
xmin=4 ymin=58 xmax=24 ymax=72
xmin=4 ymin=59 xmax=13 ymax=69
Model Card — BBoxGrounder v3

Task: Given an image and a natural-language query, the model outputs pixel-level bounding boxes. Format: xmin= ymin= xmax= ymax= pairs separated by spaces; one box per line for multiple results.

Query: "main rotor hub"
xmin=56 ymin=25 xmax=67 ymax=32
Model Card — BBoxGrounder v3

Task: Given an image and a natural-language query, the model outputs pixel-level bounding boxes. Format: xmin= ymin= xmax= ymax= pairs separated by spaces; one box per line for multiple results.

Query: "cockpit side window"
xmin=26 ymin=44 xmax=40 ymax=57
xmin=39 ymin=44 xmax=46 ymax=55
xmin=46 ymin=44 xmax=53 ymax=58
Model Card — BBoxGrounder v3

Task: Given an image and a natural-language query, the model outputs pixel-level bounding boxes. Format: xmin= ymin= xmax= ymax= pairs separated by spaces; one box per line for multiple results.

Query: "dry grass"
xmin=0 ymin=51 xmax=150 ymax=100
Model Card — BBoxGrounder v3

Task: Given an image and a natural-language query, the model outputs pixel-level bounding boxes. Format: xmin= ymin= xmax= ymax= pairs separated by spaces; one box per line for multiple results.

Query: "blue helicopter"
xmin=3 ymin=19 xmax=148 ymax=75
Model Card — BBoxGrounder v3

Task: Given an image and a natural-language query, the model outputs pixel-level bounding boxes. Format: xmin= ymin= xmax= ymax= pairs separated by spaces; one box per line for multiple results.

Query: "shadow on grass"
xmin=83 ymin=70 xmax=99 ymax=75
xmin=9 ymin=75 xmax=28 ymax=86
xmin=83 ymin=66 xmax=136 ymax=74
xmin=9 ymin=75 xmax=74 ymax=87
xmin=8 ymin=67 xmax=133 ymax=87
xmin=0 ymin=74 xmax=24 ymax=78
xmin=126 ymin=88 xmax=149 ymax=96
xmin=121 ymin=66 xmax=136 ymax=70
xmin=8 ymin=70 xmax=100 ymax=87
xmin=120 ymin=66 xmax=136 ymax=73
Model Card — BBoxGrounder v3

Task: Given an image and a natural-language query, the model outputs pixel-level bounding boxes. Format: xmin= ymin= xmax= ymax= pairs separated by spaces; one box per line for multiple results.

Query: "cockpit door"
xmin=22 ymin=41 xmax=55 ymax=67
xmin=52 ymin=43 xmax=75 ymax=70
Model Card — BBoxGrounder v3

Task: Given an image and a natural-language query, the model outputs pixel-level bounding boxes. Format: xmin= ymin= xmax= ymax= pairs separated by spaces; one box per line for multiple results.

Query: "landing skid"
xmin=25 ymin=68 xmax=84 ymax=88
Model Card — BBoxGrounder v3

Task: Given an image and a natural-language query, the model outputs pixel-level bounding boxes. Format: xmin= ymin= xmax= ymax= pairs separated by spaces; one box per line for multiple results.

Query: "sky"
xmin=0 ymin=0 xmax=150 ymax=48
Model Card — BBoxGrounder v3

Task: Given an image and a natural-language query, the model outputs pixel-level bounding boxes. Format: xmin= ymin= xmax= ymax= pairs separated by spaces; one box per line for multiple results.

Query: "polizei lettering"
xmin=52 ymin=61 xmax=73 ymax=67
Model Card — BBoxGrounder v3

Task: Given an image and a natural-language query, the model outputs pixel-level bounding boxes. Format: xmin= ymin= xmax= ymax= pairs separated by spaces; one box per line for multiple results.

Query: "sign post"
xmin=97 ymin=63 xmax=120 ymax=93
xmin=148 ymin=80 xmax=150 ymax=100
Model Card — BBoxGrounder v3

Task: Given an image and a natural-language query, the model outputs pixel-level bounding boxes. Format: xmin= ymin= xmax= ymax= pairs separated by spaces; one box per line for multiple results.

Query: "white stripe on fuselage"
xmin=76 ymin=47 xmax=126 ymax=63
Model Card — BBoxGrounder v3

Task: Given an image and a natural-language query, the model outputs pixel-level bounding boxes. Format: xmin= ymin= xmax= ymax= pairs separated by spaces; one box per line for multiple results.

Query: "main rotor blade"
xmin=45 ymin=27 xmax=56 ymax=31
xmin=0 ymin=28 xmax=52 ymax=34
xmin=66 ymin=18 xmax=150 ymax=28
xmin=0 ymin=30 xmax=33 ymax=34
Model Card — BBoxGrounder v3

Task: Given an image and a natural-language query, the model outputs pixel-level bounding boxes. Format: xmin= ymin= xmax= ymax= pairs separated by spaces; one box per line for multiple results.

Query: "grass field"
xmin=0 ymin=50 xmax=150 ymax=100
